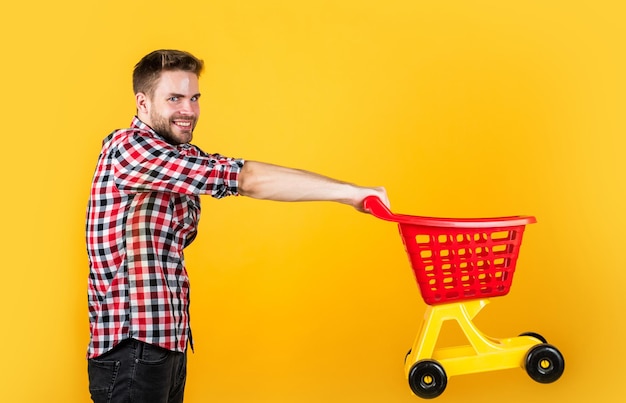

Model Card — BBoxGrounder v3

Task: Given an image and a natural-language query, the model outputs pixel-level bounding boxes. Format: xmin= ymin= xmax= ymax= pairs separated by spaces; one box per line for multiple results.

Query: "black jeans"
xmin=87 ymin=339 xmax=187 ymax=403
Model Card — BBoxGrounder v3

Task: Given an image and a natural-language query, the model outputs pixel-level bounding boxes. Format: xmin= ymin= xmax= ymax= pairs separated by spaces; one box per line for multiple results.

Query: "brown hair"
xmin=132 ymin=49 xmax=204 ymax=97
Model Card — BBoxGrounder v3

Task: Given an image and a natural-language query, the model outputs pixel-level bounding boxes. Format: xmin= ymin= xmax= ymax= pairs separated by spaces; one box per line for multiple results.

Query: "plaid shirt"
xmin=86 ymin=117 xmax=244 ymax=358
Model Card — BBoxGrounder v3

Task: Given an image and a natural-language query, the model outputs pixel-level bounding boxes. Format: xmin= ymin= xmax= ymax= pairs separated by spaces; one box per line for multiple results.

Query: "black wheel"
xmin=408 ymin=360 xmax=447 ymax=399
xmin=525 ymin=344 xmax=565 ymax=384
xmin=519 ymin=332 xmax=548 ymax=344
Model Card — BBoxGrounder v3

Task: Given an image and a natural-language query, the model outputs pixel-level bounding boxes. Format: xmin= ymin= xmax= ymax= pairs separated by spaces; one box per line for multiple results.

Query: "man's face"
xmin=137 ymin=70 xmax=201 ymax=145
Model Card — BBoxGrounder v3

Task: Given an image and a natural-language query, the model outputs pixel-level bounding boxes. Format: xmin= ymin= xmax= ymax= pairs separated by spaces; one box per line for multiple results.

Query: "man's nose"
xmin=178 ymin=100 xmax=195 ymax=115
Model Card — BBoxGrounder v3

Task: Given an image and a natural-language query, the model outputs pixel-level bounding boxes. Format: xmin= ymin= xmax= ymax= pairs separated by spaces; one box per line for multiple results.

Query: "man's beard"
xmin=149 ymin=110 xmax=197 ymax=145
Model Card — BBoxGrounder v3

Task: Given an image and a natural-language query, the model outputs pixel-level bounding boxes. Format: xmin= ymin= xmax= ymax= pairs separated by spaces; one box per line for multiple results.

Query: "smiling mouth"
xmin=173 ymin=120 xmax=194 ymax=130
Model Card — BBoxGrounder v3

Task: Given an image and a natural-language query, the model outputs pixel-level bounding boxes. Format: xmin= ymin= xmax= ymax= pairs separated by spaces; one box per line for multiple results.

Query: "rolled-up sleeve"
xmin=112 ymin=131 xmax=244 ymax=198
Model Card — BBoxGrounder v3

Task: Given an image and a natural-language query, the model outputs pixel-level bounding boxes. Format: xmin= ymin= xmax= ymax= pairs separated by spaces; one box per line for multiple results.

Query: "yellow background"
xmin=1 ymin=0 xmax=624 ymax=402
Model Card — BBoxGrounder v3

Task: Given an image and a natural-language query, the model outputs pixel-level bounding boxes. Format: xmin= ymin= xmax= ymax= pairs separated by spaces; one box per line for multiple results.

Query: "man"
xmin=86 ymin=49 xmax=388 ymax=403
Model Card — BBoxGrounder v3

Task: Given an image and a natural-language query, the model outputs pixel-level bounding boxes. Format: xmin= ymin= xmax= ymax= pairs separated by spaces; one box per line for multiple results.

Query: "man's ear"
xmin=136 ymin=92 xmax=149 ymax=114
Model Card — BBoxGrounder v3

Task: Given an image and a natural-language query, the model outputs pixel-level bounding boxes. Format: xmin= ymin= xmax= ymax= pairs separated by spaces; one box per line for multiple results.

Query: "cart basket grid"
xmin=399 ymin=223 xmax=527 ymax=305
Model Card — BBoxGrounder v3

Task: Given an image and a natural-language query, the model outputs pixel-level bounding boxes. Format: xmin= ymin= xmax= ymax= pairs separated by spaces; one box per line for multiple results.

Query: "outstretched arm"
xmin=238 ymin=161 xmax=389 ymax=212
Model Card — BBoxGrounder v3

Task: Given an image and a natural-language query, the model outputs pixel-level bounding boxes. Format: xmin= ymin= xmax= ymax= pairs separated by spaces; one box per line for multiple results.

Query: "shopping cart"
xmin=363 ymin=196 xmax=564 ymax=399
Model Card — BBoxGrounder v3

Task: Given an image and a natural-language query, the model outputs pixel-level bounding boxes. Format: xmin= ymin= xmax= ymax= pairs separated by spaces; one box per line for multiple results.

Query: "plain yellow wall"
xmin=1 ymin=1 xmax=624 ymax=402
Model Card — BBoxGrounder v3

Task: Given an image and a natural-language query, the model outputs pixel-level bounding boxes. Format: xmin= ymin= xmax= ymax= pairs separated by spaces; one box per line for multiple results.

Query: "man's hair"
xmin=133 ymin=49 xmax=204 ymax=97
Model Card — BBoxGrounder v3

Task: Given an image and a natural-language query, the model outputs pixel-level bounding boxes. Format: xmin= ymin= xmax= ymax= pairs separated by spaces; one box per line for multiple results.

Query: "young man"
xmin=86 ymin=49 xmax=388 ymax=403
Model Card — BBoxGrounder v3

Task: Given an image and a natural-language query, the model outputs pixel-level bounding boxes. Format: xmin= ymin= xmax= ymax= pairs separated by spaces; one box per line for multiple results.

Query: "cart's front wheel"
xmin=408 ymin=360 xmax=447 ymax=399
xmin=525 ymin=344 xmax=565 ymax=384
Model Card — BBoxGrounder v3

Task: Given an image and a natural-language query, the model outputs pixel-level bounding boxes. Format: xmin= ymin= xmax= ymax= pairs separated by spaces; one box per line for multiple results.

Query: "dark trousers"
xmin=87 ymin=338 xmax=187 ymax=403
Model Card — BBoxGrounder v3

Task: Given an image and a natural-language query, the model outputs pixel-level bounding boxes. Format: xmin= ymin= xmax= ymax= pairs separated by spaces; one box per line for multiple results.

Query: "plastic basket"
xmin=363 ymin=196 xmax=536 ymax=305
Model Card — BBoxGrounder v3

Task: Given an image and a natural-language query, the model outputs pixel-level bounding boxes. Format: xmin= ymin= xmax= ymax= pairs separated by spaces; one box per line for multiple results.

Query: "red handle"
xmin=363 ymin=195 xmax=396 ymax=220
xmin=363 ymin=196 xmax=536 ymax=228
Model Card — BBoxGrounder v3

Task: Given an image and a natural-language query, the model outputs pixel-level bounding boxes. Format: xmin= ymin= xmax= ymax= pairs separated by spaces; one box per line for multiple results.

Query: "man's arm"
xmin=238 ymin=161 xmax=389 ymax=212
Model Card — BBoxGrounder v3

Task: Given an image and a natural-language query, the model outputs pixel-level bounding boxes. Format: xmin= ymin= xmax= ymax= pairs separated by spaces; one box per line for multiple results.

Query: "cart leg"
xmin=405 ymin=300 xmax=491 ymax=375
xmin=407 ymin=306 xmax=440 ymax=364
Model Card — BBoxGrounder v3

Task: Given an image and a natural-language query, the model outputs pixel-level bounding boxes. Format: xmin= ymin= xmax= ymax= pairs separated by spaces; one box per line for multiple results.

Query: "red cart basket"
xmin=363 ymin=196 xmax=536 ymax=305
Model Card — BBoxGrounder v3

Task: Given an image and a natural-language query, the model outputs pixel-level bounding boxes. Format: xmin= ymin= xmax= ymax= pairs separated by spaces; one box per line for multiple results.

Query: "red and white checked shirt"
xmin=86 ymin=117 xmax=244 ymax=358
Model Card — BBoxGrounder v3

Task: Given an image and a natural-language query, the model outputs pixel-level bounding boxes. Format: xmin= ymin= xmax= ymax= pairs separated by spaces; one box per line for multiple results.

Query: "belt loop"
xmin=135 ymin=339 xmax=144 ymax=362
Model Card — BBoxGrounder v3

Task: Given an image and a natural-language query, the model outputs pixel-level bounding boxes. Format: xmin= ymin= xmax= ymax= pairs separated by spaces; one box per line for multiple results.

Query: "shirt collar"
xmin=131 ymin=116 xmax=156 ymax=134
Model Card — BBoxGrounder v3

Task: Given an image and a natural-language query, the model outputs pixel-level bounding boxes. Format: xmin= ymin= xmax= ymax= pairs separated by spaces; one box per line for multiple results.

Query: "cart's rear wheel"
xmin=525 ymin=344 xmax=565 ymax=384
xmin=408 ymin=360 xmax=447 ymax=399
xmin=519 ymin=332 xmax=547 ymax=344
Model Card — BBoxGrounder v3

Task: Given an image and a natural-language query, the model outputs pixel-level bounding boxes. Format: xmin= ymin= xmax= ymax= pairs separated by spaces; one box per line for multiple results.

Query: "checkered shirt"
xmin=86 ymin=116 xmax=244 ymax=358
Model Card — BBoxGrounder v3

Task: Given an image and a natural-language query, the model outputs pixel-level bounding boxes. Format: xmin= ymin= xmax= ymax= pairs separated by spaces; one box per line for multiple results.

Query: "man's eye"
xmin=190 ymin=96 xmax=198 ymax=102
xmin=168 ymin=96 xmax=179 ymax=102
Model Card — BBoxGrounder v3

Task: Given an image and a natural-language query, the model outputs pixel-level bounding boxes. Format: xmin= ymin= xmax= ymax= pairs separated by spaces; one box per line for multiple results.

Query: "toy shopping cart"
xmin=363 ymin=196 xmax=564 ymax=399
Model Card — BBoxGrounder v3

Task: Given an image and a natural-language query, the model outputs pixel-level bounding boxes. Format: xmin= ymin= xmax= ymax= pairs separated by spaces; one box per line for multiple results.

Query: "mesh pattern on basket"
xmin=398 ymin=223 xmax=527 ymax=305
